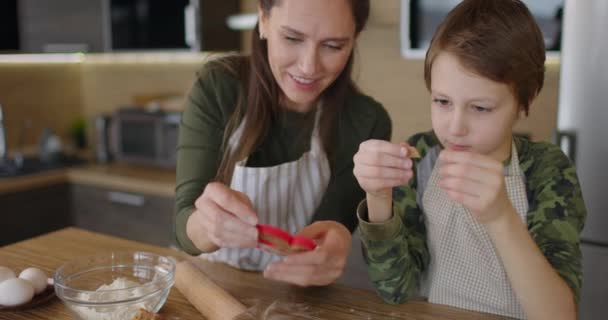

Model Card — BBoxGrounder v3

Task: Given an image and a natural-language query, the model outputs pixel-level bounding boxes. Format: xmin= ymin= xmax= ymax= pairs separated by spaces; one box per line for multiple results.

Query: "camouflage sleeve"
xmin=357 ymin=133 xmax=433 ymax=304
xmin=524 ymin=143 xmax=587 ymax=303
xmin=357 ymin=185 xmax=429 ymax=304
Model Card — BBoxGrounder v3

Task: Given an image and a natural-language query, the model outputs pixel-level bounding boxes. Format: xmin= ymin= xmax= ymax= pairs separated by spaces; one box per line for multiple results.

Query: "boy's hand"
xmin=353 ymin=140 xmax=415 ymax=199
xmin=437 ymin=150 xmax=515 ymax=225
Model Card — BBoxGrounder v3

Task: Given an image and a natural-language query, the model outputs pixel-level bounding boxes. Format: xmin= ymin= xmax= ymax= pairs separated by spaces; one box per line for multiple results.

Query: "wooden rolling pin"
xmin=175 ymin=260 xmax=247 ymax=320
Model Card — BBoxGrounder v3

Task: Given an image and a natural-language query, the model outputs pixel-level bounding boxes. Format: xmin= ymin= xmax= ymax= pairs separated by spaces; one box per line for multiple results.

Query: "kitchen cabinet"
xmin=400 ymin=0 xmax=563 ymax=59
xmin=197 ymin=0 xmax=241 ymax=51
xmin=8 ymin=0 xmax=241 ymax=53
xmin=70 ymin=184 xmax=174 ymax=247
xmin=0 ymin=0 xmax=19 ymax=52
xmin=0 ymin=183 xmax=71 ymax=246
xmin=18 ymin=0 xmax=109 ymax=53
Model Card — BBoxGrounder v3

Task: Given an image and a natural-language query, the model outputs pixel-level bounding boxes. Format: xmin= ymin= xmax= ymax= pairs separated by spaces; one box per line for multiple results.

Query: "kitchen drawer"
xmin=0 ymin=183 xmax=71 ymax=246
xmin=70 ymin=184 xmax=174 ymax=247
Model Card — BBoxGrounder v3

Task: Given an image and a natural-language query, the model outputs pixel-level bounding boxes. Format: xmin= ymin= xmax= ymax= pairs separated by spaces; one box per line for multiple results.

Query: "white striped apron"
xmin=200 ymin=107 xmax=331 ymax=271
xmin=421 ymin=142 xmax=529 ymax=319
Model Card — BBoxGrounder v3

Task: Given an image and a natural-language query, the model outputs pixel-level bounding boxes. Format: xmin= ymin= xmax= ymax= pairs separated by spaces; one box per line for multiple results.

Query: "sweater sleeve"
xmin=358 ymin=133 xmax=433 ymax=304
xmin=524 ymin=142 xmax=587 ymax=303
xmin=173 ymin=63 xmax=238 ymax=255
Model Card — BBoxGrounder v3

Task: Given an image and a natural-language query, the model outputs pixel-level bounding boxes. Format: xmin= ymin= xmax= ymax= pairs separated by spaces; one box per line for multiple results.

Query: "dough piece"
xmin=408 ymin=146 xmax=420 ymax=159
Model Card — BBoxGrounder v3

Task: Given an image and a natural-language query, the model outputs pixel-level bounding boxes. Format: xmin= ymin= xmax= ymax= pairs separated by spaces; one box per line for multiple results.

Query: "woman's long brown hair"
xmin=216 ymin=0 xmax=370 ymax=183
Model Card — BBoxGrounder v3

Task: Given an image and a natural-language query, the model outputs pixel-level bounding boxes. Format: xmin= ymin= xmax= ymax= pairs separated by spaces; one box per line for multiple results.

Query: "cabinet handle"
xmin=107 ymin=191 xmax=145 ymax=207
xmin=184 ymin=2 xmax=200 ymax=50
xmin=226 ymin=13 xmax=258 ymax=30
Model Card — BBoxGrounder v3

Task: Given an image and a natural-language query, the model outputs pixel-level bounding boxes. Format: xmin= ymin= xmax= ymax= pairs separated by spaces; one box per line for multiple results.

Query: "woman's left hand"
xmin=438 ymin=150 xmax=515 ymax=225
xmin=263 ymin=221 xmax=352 ymax=286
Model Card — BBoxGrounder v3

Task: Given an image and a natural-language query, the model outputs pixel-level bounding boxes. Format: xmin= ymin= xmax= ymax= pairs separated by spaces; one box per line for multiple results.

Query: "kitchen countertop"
xmin=0 ymin=163 xmax=176 ymax=197
xmin=0 ymin=228 xmax=506 ymax=319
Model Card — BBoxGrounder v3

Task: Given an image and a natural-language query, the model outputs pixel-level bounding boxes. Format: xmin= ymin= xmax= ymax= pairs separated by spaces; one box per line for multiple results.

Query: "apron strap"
xmin=228 ymin=102 xmax=325 ymax=164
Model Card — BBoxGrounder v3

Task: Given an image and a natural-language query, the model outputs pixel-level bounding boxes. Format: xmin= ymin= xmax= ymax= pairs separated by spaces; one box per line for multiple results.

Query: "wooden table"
xmin=0 ymin=228 xmax=505 ymax=319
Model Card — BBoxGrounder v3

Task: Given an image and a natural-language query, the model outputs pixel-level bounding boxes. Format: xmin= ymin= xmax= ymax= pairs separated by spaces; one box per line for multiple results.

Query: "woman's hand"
xmin=186 ymin=182 xmax=259 ymax=252
xmin=263 ymin=221 xmax=352 ymax=286
xmin=438 ymin=150 xmax=515 ymax=225
xmin=353 ymin=140 xmax=414 ymax=199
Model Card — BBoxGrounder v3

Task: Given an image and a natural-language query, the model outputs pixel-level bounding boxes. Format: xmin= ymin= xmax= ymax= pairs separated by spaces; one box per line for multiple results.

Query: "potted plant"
xmin=69 ymin=118 xmax=87 ymax=149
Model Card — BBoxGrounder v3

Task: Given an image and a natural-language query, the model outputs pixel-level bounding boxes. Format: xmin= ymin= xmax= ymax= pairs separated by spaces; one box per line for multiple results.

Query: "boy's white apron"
xmin=422 ymin=143 xmax=528 ymax=319
xmin=200 ymin=108 xmax=331 ymax=271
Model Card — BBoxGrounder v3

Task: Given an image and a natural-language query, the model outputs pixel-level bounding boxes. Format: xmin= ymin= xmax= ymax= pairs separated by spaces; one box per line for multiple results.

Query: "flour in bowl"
xmin=71 ymin=277 xmax=157 ymax=320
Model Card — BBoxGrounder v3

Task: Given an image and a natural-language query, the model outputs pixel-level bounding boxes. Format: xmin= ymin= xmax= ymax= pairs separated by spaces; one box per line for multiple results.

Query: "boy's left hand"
xmin=438 ymin=150 xmax=514 ymax=225
xmin=263 ymin=221 xmax=351 ymax=286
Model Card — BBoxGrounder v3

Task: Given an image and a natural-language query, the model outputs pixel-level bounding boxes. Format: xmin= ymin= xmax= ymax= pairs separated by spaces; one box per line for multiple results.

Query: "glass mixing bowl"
xmin=54 ymin=251 xmax=175 ymax=320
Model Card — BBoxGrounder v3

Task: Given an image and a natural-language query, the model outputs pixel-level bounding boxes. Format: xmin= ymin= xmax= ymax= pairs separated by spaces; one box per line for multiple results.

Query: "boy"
xmin=352 ymin=0 xmax=586 ymax=319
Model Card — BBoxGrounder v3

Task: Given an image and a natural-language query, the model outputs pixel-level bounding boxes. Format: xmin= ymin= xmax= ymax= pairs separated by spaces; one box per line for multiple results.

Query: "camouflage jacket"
xmin=358 ymin=131 xmax=587 ymax=304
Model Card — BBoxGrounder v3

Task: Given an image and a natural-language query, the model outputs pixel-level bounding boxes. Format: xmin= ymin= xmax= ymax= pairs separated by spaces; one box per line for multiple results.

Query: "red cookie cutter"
xmin=256 ymin=224 xmax=317 ymax=256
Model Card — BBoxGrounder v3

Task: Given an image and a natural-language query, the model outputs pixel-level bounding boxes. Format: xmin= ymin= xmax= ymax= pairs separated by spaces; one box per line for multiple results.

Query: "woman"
xmin=174 ymin=0 xmax=391 ymax=287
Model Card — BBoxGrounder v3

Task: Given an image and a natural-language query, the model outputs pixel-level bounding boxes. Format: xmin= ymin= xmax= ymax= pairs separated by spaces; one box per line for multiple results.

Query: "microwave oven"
xmin=110 ymin=108 xmax=180 ymax=168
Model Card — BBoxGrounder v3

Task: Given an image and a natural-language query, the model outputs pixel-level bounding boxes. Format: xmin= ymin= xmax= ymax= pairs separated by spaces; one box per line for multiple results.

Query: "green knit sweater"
xmin=174 ymin=57 xmax=392 ymax=255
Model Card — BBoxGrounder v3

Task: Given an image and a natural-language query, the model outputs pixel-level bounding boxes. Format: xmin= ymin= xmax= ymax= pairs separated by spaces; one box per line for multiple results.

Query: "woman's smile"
xmin=289 ymin=73 xmax=318 ymax=90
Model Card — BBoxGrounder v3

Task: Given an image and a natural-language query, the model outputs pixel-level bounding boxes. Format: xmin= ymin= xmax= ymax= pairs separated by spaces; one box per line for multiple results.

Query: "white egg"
xmin=0 ymin=278 xmax=34 ymax=306
xmin=0 ymin=266 xmax=16 ymax=284
xmin=19 ymin=268 xmax=48 ymax=294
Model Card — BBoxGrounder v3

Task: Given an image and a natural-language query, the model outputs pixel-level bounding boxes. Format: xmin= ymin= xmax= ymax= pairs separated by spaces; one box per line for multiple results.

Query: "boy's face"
xmin=430 ymin=52 xmax=520 ymax=163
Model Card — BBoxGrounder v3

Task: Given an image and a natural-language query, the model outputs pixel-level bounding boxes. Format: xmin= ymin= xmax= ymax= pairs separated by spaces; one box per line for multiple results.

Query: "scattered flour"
xmin=71 ymin=277 xmax=156 ymax=320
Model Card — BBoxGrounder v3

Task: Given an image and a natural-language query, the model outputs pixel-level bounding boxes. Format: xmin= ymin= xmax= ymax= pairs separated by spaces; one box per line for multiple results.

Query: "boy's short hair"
xmin=424 ymin=0 xmax=546 ymax=115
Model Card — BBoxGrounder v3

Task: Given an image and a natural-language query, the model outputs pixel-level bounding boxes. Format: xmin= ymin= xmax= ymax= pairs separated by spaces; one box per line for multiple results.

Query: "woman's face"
xmin=259 ymin=0 xmax=356 ymax=112
xmin=430 ymin=52 xmax=521 ymax=163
